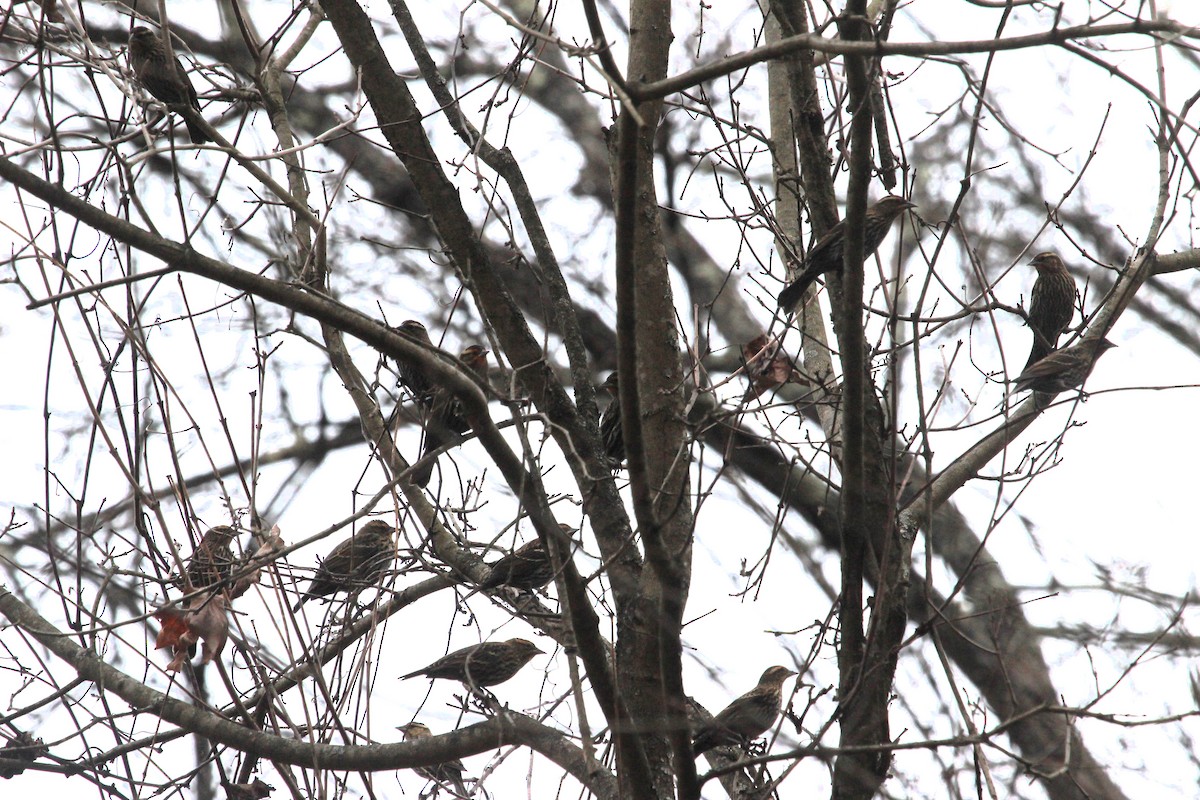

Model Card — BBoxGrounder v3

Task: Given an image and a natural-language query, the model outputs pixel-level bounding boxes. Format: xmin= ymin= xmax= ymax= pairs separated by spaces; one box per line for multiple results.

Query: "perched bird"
xmin=1022 ymin=252 xmax=1077 ymax=370
xmin=598 ymin=372 xmax=625 ymax=467
xmin=395 ymin=319 xmax=435 ymax=409
xmin=127 ymin=26 xmax=210 ymax=144
xmin=291 ymin=520 xmax=396 ymax=611
xmin=413 ymin=344 xmax=490 ymax=487
xmin=397 ymin=721 xmax=471 ymax=797
xmin=692 ymin=665 xmax=797 ymax=756
xmin=477 ymin=532 xmax=561 ymax=592
xmin=184 ymin=525 xmax=238 ymax=592
xmin=777 ymin=195 xmax=915 ymax=313
xmin=1012 ymin=336 xmax=1116 ymax=395
xmin=401 ymin=638 xmax=543 ymax=689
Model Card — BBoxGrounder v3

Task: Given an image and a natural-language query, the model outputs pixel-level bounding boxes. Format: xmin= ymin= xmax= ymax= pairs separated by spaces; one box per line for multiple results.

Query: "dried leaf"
xmin=742 ymin=334 xmax=804 ymax=399
xmin=153 ymin=596 xmax=230 ymax=672
xmin=153 ymin=608 xmax=190 ymax=651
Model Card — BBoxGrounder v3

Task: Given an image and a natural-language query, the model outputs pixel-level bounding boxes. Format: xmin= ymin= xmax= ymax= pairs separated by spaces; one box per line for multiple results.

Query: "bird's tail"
xmin=184 ymin=118 xmax=210 ymax=145
xmin=777 ymin=273 xmax=816 ymax=314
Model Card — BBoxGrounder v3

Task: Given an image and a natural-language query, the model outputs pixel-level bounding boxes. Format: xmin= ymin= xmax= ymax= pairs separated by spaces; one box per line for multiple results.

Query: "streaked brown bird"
xmin=184 ymin=525 xmax=238 ymax=592
xmin=1013 ymin=336 xmax=1116 ymax=395
xmin=413 ymin=344 xmax=489 ymax=487
xmin=1022 ymin=252 xmax=1077 ymax=370
xmin=128 ymin=26 xmax=210 ymax=144
xmin=401 ymin=638 xmax=543 ymax=689
xmin=598 ymin=372 xmax=625 ymax=468
xmin=693 ymin=665 xmax=796 ymax=756
xmin=777 ymin=195 xmax=915 ymax=313
xmin=478 ymin=529 xmax=566 ymax=592
xmin=397 ymin=722 xmax=471 ymax=797
xmin=395 ymin=319 xmax=435 ymax=409
xmin=291 ymin=520 xmax=396 ymax=611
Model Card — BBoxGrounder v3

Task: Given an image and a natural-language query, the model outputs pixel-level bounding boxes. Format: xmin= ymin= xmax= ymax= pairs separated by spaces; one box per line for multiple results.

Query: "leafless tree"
xmin=1 ymin=2 xmax=1198 ymax=800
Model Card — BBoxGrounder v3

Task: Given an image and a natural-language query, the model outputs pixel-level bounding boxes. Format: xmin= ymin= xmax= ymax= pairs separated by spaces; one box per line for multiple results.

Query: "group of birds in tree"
xmin=774 ymin=195 xmax=1114 ymax=396
xmin=128 ymin=20 xmax=1102 ymax=785
xmin=179 ymin=517 xmax=798 ymax=793
xmin=393 ymin=319 xmax=491 ymax=487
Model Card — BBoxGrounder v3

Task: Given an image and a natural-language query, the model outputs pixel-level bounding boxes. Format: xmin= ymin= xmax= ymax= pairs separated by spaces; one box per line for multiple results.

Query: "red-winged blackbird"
xmin=477 ymin=527 xmax=569 ymax=592
xmin=598 ymin=372 xmax=625 ymax=467
xmin=401 ymin=638 xmax=543 ymax=689
xmin=291 ymin=520 xmax=396 ymax=611
xmin=1013 ymin=336 xmax=1116 ymax=395
xmin=412 ymin=344 xmax=489 ymax=487
xmin=692 ymin=665 xmax=796 ymax=756
xmin=128 ymin=26 xmax=210 ymax=144
xmin=395 ymin=319 xmax=435 ymax=409
xmin=184 ymin=525 xmax=238 ymax=592
xmin=397 ymin=721 xmax=471 ymax=797
xmin=777 ymin=195 xmax=915 ymax=313
xmin=1022 ymin=252 xmax=1077 ymax=370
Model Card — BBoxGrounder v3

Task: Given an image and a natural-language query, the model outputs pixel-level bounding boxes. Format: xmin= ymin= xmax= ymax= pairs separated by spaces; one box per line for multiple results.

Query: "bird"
xmin=692 ymin=665 xmax=797 ymax=756
xmin=412 ymin=344 xmax=490 ymax=487
xmin=397 ymin=721 xmax=471 ymax=797
xmin=184 ymin=525 xmax=238 ymax=592
xmin=777 ymin=195 xmax=915 ymax=313
xmin=394 ymin=319 xmax=436 ymax=409
xmin=1012 ymin=336 xmax=1116 ymax=395
xmin=127 ymin=26 xmax=210 ymax=144
xmin=1022 ymin=252 xmax=1077 ymax=370
xmin=401 ymin=638 xmax=543 ymax=689
xmin=477 ymin=531 xmax=564 ymax=593
xmin=291 ymin=520 xmax=396 ymax=611
xmin=598 ymin=372 xmax=625 ymax=468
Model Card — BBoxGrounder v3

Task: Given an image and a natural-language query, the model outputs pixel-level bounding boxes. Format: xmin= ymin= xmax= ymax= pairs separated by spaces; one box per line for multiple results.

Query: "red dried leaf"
xmin=153 ymin=596 xmax=230 ymax=672
xmin=153 ymin=608 xmax=189 ymax=651
xmin=742 ymin=334 xmax=803 ymax=399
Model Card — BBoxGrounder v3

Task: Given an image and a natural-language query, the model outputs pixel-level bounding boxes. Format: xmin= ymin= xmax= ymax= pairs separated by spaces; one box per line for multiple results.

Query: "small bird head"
xmin=601 ymin=372 xmax=619 ymax=395
xmin=397 ymin=722 xmax=433 ymax=741
xmin=1091 ymin=337 xmax=1117 ymax=353
xmin=508 ymin=638 xmax=544 ymax=657
xmin=205 ymin=525 xmax=238 ymax=543
xmin=129 ymin=26 xmax=157 ymax=44
xmin=459 ymin=345 xmax=489 ymax=372
xmin=398 ymin=319 xmax=430 ymax=340
xmin=758 ymin=665 xmax=798 ymax=686
xmin=1029 ymin=251 xmax=1065 ymax=273
xmin=875 ymin=195 xmax=917 ymax=218
xmin=360 ymin=519 xmax=396 ymax=538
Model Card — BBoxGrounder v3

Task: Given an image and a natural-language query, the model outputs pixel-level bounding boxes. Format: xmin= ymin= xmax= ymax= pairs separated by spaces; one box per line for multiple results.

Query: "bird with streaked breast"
xmin=777 ymin=195 xmax=915 ymax=313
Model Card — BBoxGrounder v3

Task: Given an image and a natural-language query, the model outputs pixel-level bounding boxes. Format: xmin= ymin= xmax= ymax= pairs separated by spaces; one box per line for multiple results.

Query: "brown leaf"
xmin=153 ymin=608 xmax=190 ymax=651
xmin=742 ymin=334 xmax=804 ymax=399
xmin=153 ymin=596 xmax=230 ymax=672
